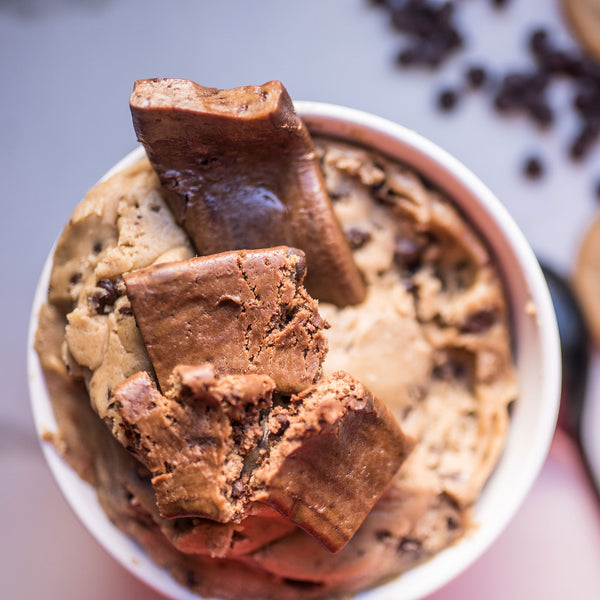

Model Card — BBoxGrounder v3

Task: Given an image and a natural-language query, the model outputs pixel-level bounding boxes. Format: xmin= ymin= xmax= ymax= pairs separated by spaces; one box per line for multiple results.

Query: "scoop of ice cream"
xmin=35 ymin=126 xmax=517 ymax=599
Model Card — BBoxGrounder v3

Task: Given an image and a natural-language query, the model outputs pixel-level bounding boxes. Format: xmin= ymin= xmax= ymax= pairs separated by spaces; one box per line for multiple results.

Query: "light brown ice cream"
xmin=35 ymin=127 xmax=516 ymax=598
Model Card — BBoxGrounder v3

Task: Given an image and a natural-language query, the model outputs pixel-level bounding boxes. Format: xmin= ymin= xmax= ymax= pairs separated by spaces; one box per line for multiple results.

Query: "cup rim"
xmin=28 ymin=100 xmax=561 ymax=600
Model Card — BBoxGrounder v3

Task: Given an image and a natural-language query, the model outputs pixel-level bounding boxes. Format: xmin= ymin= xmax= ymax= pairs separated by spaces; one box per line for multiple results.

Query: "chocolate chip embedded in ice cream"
xmin=123 ymin=246 xmax=328 ymax=395
xmin=107 ymin=364 xmax=275 ymax=521
xmin=129 ymin=78 xmax=366 ymax=307
xmin=108 ymin=365 xmax=413 ymax=553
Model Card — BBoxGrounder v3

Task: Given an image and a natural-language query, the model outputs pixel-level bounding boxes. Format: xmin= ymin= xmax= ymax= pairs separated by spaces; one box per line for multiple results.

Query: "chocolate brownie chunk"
xmin=254 ymin=371 xmax=415 ymax=552
xmin=129 ymin=78 xmax=366 ymax=307
xmin=123 ymin=246 xmax=328 ymax=395
xmin=107 ymin=364 xmax=275 ymax=521
xmin=108 ymin=366 xmax=413 ymax=553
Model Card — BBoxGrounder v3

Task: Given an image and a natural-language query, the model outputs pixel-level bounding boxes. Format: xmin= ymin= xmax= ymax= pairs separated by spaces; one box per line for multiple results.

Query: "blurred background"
xmin=2 ymin=0 xmax=600 ymax=598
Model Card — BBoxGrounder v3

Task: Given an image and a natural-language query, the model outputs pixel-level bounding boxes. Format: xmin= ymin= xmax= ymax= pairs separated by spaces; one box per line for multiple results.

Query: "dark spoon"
xmin=541 ymin=262 xmax=600 ymax=504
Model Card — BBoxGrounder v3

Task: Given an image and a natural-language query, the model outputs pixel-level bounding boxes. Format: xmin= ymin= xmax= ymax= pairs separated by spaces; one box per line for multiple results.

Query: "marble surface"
xmin=2 ymin=0 xmax=600 ymax=597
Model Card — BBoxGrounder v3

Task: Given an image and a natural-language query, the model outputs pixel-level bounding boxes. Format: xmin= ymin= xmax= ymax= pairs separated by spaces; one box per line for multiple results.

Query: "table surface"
xmin=2 ymin=0 xmax=600 ymax=597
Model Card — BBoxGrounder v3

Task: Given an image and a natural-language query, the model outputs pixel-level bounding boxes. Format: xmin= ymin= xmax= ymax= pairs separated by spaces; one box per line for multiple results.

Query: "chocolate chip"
xmin=461 ymin=309 xmax=497 ymax=333
xmin=437 ymin=88 xmax=459 ymax=112
xmin=118 ymin=304 xmax=133 ymax=316
xmin=397 ymin=47 xmax=419 ymax=67
xmin=92 ymin=241 xmax=103 ymax=254
xmin=387 ymin=0 xmax=464 ymax=69
xmin=595 ymin=180 xmax=600 ymax=202
xmin=466 ymin=65 xmax=487 ymax=89
xmin=90 ymin=278 xmax=122 ymax=314
xmin=370 ymin=1 xmax=600 ymax=189
xmin=569 ymin=121 xmax=600 ymax=162
xmin=393 ymin=235 xmax=425 ymax=271
xmin=433 ymin=359 xmax=468 ymax=382
xmin=529 ymin=28 xmax=549 ymax=58
xmin=185 ymin=570 xmax=199 ymax=588
xmin=69 ymin=272 xmax=82 ymax=285
xmin=398 ymin=537 xmax=422 ymax=555
xmin=523 ymin=155 xmax=544 ymax=180
xmin=375 ymin=529 xmax=393 ymax=542
xmin=346 ymin=227 xmax=372 ymax=250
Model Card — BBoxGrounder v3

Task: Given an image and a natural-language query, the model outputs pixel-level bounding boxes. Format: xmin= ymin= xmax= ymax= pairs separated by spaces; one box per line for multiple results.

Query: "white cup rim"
xmin=28 ymin=100 xmax=561 ymax=600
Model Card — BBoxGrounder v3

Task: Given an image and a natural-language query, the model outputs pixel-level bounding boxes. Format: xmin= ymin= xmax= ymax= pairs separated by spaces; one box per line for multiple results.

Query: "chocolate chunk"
xmin=129 ymin=78 xmax=366 ymax=307
xmin=123 ymin=247 xmax=328 ymax=394
xmin=523 ymin=155 xmax=544 ymax=180
xmin=252 ymin=371 xmax=414 ymax=553
xmin=345 ymin=227 xmax=372 ymax=250
xmin=466 ymin=65 xmax=487 ymax=89
xmin=437 ymin=88 xmax=459 ymax=112
xmin=461 ymin=309 xmax=497 ymax=333
xmin=107 ymin=365 xmax=275 ymax=521
xmin=90 ymin=278 xmax=123 ymax=314
xmin=108 ymin=367 xmax=413 ymax=554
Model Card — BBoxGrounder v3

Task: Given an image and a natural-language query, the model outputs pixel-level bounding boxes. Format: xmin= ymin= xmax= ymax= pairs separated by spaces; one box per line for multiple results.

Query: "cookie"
xmin=562 ymin=0 xmax=600 ymax=63
xmin=574 ymin=211 xmax=600 ymax=345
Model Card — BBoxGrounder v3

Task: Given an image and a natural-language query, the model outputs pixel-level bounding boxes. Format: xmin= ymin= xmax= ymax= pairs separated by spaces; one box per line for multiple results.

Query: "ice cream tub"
xmin=28 ymin=97 xmax=561 ymax=600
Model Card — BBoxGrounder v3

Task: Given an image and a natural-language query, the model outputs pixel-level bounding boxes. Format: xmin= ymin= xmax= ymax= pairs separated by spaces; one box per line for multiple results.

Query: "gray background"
xmin=2 ymin=1 xmax=600 ymax=598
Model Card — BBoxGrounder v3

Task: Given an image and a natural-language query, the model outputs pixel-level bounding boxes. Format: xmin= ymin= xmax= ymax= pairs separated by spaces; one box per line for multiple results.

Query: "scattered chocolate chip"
xmin=523 ymin=155 xmax=544 ymax=180
xmin=92 ymin=241 xmax=103 ymax=254
xmin=69 ymin=272 xmax=82 ymax=285
xmin=346 ymin=227 xmax=372 ymax=250
xmin=370 ymin=0 xmax=600 ymax=192
xmin=529 ymin=27 xmax=550 ymax=58
xmin=389 ymin=0 xmax=464 ymax=69
xmin=570 ymin=121 xmax=600 ymax=161
xmin=466 ymin=65 xmax=487 ymax=89
xmin=447 ymin=515 xmax=460 ymax=530
xmin=437 ymin=88 xmax=459 ymax=112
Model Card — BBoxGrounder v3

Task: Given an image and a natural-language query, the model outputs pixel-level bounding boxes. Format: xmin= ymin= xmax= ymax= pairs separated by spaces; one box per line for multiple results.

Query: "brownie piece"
xmin=107 ymin=364 xmax=275 ymax=521
xmin=107 ymin=365 xmax=413 ymax=553
xmin=129 ymin=78 xmax=366 ymax=307
xmin=123 ymin=246 xmax=328 ymax=395
xmin=254 ymin=371 xmax=415 ymax=552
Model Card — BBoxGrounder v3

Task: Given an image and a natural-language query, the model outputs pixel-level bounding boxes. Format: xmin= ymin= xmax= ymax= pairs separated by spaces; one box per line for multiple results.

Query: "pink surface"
xmin=3 ymin=426 xmax=599 ymax=599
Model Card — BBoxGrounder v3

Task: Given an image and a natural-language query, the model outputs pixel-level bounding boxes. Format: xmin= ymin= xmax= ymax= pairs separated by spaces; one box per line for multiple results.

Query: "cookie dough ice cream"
xmin=34 ymin=80 xmax=517 ymax=600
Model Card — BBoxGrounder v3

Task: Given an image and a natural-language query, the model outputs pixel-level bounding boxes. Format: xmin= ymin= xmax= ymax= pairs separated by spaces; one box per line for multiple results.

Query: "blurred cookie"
xmin=574 ymin=211 xmax=600 ymax=345
xmin=562 ymin=0 xmax=600 ymax=63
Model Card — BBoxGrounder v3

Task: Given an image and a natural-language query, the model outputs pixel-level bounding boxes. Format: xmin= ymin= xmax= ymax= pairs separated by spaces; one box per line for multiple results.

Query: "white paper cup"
xmin=28 ymin=101 xmax=561 ymax=600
